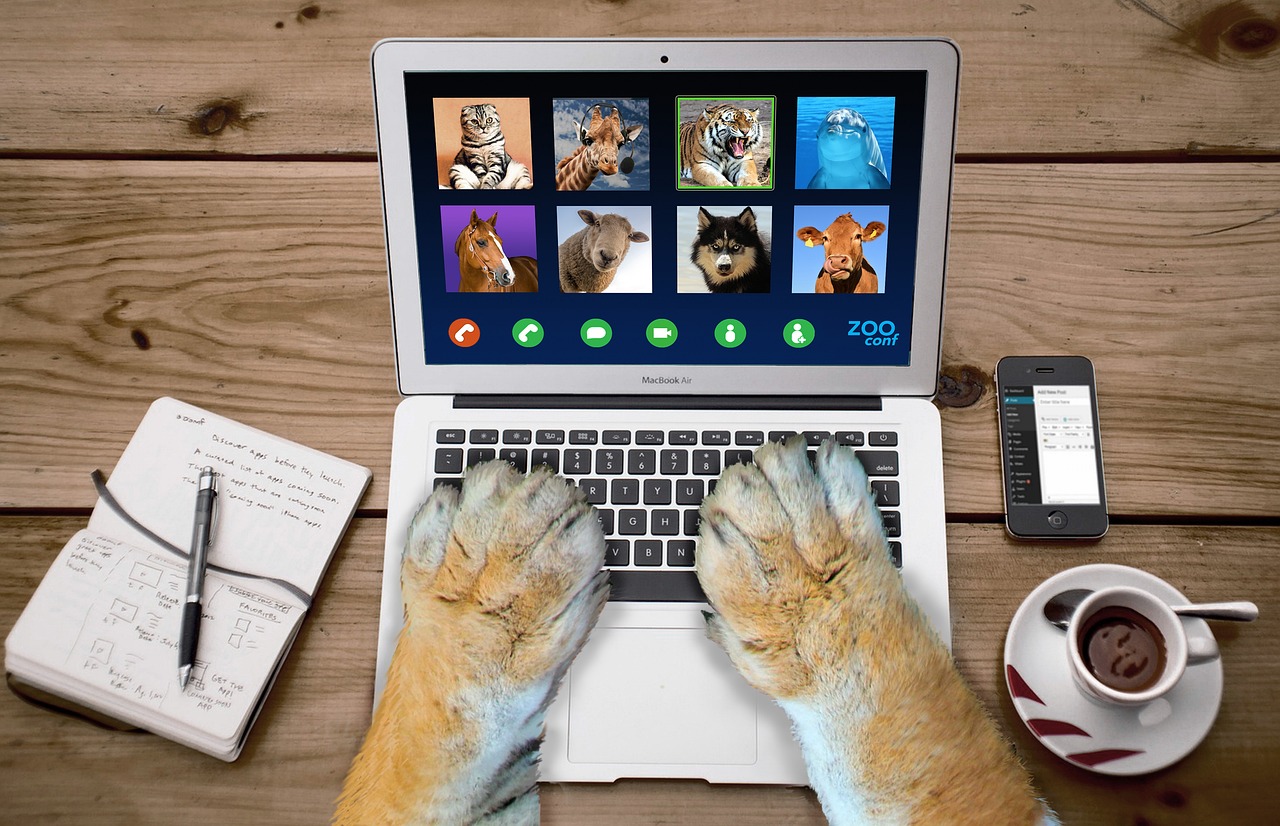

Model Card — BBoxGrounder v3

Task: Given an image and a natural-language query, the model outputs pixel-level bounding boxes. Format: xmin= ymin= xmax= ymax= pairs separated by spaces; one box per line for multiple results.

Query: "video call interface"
xmin=403 ymin=69 xmax=928 ymax=367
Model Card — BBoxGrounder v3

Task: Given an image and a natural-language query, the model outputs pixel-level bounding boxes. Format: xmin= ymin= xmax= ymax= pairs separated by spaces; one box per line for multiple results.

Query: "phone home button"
xmin=1047 ymin=511 xmax=1068 ymax=530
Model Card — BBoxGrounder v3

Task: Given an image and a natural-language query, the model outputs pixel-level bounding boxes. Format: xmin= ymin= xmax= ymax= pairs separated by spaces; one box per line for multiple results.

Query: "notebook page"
xmin=88 ymin=397 xmax=370 ymax=597
xmin=5 ymin=530 xmax=301 ymax=743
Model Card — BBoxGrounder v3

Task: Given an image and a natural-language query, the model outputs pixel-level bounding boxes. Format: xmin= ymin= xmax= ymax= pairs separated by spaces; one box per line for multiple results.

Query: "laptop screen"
xmin=374 ymin=41 xmax=958 ymax=396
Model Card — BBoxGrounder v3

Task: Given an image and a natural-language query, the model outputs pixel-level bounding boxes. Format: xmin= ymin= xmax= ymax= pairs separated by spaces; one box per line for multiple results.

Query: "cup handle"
xmin=1187 ymin=635 xmax=1220 ymax=665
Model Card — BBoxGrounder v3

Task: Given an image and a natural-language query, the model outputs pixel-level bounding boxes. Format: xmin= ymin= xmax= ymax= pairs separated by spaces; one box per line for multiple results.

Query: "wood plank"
xmin=2 ymin=517 xmax=1276 ymax=823
xmin=940 ymin=162 xmax=1280 ymax=517
xmin=0 ymin=160 xmax=397 ymax=512
xmin=0 ymin=1 xmax=1276 ymax=157
xmin=2 ymin=160 xmax=1278 ymax=516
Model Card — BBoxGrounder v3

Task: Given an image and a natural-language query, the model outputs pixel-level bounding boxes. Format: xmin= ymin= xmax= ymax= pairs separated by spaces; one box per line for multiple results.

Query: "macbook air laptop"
xmin=370 ymin=37 xmax=960 ymax=784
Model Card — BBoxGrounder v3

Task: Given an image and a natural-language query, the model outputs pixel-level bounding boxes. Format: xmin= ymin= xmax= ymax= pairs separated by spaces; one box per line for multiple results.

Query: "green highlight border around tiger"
xmin=675 ymin=96 xmax=776 ymax=192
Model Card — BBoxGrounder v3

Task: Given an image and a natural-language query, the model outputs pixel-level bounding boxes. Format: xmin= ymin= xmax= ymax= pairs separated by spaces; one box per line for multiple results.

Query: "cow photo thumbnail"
xmin=791 ymin=206 xmax=889 ymax=294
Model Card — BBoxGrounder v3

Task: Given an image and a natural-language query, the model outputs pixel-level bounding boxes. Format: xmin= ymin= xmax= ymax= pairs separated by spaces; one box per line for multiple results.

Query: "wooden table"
xmin=2 ymin=2 xmax=1277 ymax=823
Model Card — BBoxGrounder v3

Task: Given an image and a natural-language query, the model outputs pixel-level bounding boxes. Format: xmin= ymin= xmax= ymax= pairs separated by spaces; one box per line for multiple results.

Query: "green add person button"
xmin=512 ymin=318 xmax=544 ymax=347
xmin=714 ymin=319 xmax=746 ymax=348
xmin=646 ymin=319 xmax=678 ymax=348
xmin=783 ymin=318 xmax=815 ymax=348
xmin=580 ymin=318 xmax=613 ymax=347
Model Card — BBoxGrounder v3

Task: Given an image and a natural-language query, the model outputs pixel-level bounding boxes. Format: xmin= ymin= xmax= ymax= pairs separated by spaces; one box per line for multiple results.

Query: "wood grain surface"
xmin=2 ymin=519 xmax=1276 ymax=824
xmin=2 ymin=3 xmax=1279 ymax=823
xmin=0 ymin=1 xmax=1276 ymax=157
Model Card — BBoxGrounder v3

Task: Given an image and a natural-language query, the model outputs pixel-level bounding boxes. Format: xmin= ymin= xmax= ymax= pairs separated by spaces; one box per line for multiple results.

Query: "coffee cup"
xmin=1067 ymin=585 xmax=1219 ymax=707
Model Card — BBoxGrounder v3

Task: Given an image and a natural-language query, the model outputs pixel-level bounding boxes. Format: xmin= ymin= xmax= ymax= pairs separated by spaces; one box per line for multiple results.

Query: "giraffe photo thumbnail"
xmin=552 ymin=98 xmax=650 ymax=191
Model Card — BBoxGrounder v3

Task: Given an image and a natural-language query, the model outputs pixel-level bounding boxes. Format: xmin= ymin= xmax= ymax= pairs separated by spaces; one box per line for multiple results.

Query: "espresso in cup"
xmin=1067 ymin=585 xmax=1219 ymax=707
xmin=1081 ymin=606 xmax=1167 ymax=693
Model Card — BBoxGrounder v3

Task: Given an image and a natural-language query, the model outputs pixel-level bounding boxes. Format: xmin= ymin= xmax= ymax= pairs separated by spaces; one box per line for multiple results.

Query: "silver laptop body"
xmin=370 ymin=37 xmax=960 ymax=784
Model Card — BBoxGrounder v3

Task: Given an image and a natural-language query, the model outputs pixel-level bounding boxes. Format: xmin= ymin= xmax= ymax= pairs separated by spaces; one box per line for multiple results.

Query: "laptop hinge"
xmin=452 ymin=394 xmax=883 ymax=411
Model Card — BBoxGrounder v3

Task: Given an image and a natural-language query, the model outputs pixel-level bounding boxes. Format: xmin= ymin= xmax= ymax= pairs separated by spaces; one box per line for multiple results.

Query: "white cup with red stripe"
xmin=1067 ymin=586 xmax=1219 ymax=707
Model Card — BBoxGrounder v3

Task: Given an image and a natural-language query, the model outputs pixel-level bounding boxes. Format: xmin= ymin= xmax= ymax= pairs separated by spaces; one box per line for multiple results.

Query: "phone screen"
xmin=1002 ymin=384 xmax=1101 ymax=506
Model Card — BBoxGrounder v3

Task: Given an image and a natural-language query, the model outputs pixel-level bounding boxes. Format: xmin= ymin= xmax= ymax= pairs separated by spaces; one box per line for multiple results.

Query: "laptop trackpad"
xmin=567 ymin=627 xmax=758 ymax=765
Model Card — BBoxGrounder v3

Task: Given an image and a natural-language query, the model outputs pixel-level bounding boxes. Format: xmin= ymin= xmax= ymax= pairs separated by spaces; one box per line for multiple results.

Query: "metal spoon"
xmin=1043 ymin=588 xmax=1259 ymax=631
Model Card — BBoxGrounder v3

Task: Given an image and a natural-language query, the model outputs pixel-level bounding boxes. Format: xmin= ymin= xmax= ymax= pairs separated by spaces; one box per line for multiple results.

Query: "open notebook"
xmin=5 ymin=397 xmax=370 ymax=760
xmin=370 ymin=38 xmax=960 ymax=783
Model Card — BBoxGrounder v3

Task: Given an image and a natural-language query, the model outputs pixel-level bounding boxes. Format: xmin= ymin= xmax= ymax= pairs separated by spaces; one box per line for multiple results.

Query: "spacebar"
xmin=606 ymin=570 xmax=706 ymax=602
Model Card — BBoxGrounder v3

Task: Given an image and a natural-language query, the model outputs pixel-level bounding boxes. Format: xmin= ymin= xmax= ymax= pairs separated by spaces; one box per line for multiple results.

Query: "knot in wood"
xmin=935 ymin=364 xmax=988 ymax=408
xmin=1226 ymin=17 xmax=1277 ymax=54
xmin=1186 ymin=3 xmax=1280 ymax=59
xmin=189 ymin=99 xmax=249 ymax=136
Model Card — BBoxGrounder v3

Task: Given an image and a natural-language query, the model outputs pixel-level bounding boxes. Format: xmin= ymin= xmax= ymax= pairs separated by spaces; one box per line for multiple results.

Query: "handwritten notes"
xmin=4 ymin=398 xmax=370 ymax=760
xmin=10 ymin=530 xmax=298 ymax=741
xmin=90 ymin=398 xmax=370 ymax=596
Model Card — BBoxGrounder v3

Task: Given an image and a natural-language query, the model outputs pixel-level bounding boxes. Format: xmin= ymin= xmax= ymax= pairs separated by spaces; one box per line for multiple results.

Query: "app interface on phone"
xmin=402 ymin=69 xmax=930 ymax=367
xmin=1003 ymin=385 xmax=1102 ymax=506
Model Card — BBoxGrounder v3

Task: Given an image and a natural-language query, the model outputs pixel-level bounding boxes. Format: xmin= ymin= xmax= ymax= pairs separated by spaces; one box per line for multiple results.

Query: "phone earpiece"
xmin=619 ymin=155 xmax=634 ymax=174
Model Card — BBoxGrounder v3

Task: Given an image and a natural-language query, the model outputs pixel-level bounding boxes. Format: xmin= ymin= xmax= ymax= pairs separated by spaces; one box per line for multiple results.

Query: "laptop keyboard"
xmin=432 ymin=427 xmax=904 ymax=601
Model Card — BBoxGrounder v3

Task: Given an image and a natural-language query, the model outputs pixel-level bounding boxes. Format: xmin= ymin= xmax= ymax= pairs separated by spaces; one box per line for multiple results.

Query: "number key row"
xmin=561 ymin=448 xmax=730 ymax=476
xmin=435 ymin=446 xmax=898 ymax=478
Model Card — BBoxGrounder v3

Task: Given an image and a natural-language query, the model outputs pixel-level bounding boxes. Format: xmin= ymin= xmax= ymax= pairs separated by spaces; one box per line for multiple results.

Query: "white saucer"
xmin=1003 ymin=563 xmax=1223 ymax=776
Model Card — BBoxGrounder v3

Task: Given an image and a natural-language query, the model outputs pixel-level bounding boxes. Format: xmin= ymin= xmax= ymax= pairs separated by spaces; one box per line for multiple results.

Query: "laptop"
xmin=369 ymin=38 xmax=960 ymax=784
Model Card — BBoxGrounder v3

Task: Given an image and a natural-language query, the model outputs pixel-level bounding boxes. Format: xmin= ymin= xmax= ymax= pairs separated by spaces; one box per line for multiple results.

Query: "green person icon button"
xmin=715 ymin=319 xmax=746 ymax=348
xmin=784 ymin=318 xmax=815 ymax=348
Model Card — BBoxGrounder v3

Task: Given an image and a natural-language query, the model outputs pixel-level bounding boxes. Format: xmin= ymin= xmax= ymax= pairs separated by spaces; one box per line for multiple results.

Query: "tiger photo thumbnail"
xmin=676 ymin=97 xmax=774 ymax=190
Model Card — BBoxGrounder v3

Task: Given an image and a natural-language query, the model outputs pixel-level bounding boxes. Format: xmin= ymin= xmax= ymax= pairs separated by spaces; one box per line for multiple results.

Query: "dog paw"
xmin=401 ymin=461 xmax=609 ymax=688
xmin=696 ymin=438 xmax=901 ymax=700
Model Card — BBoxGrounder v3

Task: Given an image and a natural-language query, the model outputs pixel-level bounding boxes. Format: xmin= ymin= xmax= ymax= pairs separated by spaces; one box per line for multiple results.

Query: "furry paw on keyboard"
xmin=335 ymin=462 xmax=608 ymax=825
xmin=697 ymin=439 xmax=1056 ymax=825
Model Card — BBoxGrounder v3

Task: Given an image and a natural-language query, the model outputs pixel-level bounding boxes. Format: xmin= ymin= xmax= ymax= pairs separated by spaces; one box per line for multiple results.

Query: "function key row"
xmin=438 ymin=428 xmax=896 ymax=448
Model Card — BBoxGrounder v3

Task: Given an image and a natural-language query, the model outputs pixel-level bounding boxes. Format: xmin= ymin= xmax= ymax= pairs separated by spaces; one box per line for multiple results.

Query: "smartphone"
xmin=996 ymin=356 xmax=1108 ymax=539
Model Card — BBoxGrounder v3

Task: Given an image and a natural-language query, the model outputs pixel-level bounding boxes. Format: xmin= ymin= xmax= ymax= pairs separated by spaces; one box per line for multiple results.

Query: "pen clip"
xmin=204 ymin=469 xmax=219 ymax=544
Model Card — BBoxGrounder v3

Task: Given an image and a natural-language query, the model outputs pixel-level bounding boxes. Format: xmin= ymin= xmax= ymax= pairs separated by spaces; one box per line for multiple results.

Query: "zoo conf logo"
xmin=847 ymin=319 xmax=900 ymax=347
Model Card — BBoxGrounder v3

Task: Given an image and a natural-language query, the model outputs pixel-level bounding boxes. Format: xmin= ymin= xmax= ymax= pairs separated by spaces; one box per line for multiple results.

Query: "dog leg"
xmin=335 ymin=462 xmax=608 ymax=825
xmin=697 ymin=439 xmax=1057 ymax=825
